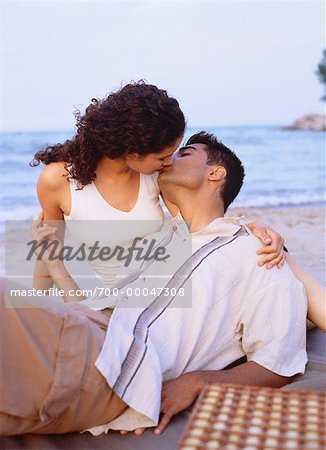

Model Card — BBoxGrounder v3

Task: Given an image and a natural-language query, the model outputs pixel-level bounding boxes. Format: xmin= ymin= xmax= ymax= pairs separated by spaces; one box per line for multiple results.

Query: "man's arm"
xmin=154 ymin=362 xmax=292 ymax=435
xmin=152 ymin=264 xmax=307 ymax=436
xmin=127 ymin=362 xmax=292 ymax=436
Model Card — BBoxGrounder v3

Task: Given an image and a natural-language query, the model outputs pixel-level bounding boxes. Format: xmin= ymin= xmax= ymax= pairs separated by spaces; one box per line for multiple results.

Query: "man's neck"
xmin=176 ymin=191 xmax=225 ymax=233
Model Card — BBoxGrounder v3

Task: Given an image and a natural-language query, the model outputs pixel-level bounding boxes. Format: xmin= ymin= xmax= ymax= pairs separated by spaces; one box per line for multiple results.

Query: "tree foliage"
xmin=317 ymin=49 xmax=326 ymax=101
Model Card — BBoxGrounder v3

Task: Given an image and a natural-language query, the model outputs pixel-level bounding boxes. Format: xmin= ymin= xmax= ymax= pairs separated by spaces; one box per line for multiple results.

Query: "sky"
xmin=0 ymin=0 xmax=325 ymax=131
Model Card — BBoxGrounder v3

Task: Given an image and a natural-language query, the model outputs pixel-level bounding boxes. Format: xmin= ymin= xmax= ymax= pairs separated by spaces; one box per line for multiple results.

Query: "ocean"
xmin=0 ymin=126 xmax=325 ymax=221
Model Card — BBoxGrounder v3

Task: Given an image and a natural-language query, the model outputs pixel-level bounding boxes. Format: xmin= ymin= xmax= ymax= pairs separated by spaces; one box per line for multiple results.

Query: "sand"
xmin=1 ymin=206 xmax=325 ymax=285
xmin=227 ymin=206 xmax=325 ymax=284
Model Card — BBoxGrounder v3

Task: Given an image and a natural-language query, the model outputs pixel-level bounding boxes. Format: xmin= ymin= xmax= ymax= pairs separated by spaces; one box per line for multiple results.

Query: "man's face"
xmin=158 ymin=143 xmax=210 ymax=191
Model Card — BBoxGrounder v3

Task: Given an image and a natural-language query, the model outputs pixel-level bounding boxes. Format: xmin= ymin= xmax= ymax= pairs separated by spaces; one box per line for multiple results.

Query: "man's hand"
xmin=155 ymin=372 xmax=203 ymax=435
xmin=118 ymin=363 xmax=292 ymax=437
xmin=157 ymin=362 xmax=291 ymax=436
xmin=119 ymin=372 xmax=203 ymax=437
xmin=247 ymin=221 xmax=285 ymax=269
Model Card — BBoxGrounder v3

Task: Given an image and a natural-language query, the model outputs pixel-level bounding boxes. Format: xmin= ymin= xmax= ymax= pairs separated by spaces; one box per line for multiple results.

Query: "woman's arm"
xmin=31 ymin=216 xmax=84 ymax=302
xmin=33 ymin=163 xmax=67 ymax=292
xmin=286 ymin=254 xmax=326 ymax=331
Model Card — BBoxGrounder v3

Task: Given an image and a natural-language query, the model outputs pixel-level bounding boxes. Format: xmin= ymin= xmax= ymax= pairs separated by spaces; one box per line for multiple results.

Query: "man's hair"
xmin=186 ymin=131 xmax=245 ymax=212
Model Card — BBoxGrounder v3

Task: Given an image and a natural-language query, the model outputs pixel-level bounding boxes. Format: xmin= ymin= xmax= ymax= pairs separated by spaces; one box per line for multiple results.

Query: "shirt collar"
xmin=169 ymin=211 xmax=243 ymax=239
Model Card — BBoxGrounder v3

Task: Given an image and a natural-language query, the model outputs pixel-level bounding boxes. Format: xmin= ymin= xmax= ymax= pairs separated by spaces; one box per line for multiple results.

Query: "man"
xmin=0 ymin=132 xmax=307 ymax=436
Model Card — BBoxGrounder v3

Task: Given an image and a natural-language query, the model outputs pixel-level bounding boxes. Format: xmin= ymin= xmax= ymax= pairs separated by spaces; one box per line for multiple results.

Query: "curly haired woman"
xmin=31 ymin=82 xmax=185 ymax=289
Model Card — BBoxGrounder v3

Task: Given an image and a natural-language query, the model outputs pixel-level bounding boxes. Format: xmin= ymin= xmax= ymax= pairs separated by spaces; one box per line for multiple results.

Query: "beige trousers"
xmin=0 ymin=280 xmax=127 ymax=435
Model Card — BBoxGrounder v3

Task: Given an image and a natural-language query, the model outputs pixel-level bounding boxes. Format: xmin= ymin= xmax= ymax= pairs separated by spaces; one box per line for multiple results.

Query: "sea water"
xmin=0 ymin=126 xmax=325 ymax=222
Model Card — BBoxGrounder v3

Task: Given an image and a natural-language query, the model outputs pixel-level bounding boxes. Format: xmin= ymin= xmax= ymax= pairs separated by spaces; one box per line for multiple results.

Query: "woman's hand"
xmin=31 ymin=211 xmax=63 ymax=268
xmin=247 ymin=221 xmax=286 ymax=269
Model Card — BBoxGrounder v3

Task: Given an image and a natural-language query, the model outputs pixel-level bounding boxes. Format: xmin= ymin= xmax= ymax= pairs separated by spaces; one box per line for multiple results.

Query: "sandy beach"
xmin=227 ymin=206 xmax=325 ymax=284
xmin=1 ymin=205 xmax=325 ymax=449
xmin=1 ymin=205 xmax=325 ymax=286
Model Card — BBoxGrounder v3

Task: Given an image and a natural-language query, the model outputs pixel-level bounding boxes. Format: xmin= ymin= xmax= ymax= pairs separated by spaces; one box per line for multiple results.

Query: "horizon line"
xmin=0 ymin=124 xmax=291 ymax=134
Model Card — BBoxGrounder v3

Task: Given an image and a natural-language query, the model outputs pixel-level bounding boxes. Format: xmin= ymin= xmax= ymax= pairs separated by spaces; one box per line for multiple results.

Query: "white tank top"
xmin=64 ymin=173 xmax=164 ymax=287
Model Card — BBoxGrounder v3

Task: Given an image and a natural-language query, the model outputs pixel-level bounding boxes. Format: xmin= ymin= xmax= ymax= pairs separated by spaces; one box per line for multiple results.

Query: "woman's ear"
xmin=208 ymin=166 xmax=227 ymax=181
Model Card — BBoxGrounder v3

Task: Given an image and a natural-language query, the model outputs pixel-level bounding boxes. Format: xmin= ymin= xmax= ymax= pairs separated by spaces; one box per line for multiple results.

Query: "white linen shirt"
xmin=82 ymin=213 xmax=307 ymax=434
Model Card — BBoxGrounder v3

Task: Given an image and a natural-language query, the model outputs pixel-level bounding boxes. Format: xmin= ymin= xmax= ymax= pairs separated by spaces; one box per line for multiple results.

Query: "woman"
xmin=31 ymin=82 xmax=184 ymax=289
xmin=31 ymin=81 xmax=284 ymax=291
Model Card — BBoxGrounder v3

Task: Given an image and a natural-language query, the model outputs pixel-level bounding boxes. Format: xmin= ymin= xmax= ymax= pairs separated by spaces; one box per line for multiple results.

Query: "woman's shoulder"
xmin=37 ymin=162 xmax=69 ymax=190
xmin=37 ymin=162 xmax=72 ymax=216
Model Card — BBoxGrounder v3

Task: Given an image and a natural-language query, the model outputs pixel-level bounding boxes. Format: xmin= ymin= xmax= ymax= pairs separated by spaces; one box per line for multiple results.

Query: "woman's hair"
xmin=30 ymin=81 xmax=185 ymax=186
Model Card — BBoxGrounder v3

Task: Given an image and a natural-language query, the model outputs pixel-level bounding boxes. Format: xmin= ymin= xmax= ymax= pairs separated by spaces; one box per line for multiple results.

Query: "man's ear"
xmin=208 ymin=166 xmax=227 ymax=181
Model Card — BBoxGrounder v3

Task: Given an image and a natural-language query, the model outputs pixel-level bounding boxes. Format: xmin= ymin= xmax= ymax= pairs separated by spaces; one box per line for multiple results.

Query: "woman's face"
xmin=125 ymin=135 xmax=183 ymax=175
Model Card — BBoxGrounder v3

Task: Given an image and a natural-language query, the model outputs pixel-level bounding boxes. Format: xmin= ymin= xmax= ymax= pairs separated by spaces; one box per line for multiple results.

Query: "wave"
xmin=1 ymin=205 xmax=39 ymax=221
xmin=234 ymin=193 xmax=325 ymax=208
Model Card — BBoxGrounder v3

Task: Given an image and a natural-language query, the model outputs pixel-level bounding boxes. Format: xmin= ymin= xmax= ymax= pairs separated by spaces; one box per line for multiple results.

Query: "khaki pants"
xmin=0 ymin=281 xmax=127 ymax=435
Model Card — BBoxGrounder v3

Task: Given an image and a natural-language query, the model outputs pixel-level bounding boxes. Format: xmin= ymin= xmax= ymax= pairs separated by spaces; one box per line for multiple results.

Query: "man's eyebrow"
xmin=178 ymin=145 xmax=197 ymax=151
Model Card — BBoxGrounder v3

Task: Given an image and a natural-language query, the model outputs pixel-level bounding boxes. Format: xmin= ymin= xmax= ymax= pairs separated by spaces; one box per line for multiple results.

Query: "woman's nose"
xmin=162 ymin=156 xmax=173 ymax=167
